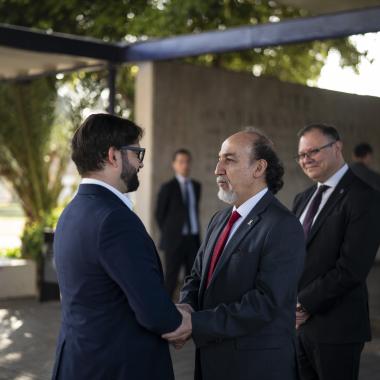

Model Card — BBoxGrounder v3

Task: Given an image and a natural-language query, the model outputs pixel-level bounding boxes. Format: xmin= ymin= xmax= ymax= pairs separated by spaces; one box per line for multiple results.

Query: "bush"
xmin=20 ymin=207 xmax=63 ymax=259
xmin=0 ymin=247 xmax=22 ymax=259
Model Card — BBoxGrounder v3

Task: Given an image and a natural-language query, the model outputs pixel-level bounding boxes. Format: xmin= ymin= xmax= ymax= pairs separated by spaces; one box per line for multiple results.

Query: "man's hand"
xmin=162 ymin=308 xmax=192 ymax=349
xmin=296 ymin=303 xmax=310 ymax=329
xmin=176 ymin=303 xmax=194 ymax=314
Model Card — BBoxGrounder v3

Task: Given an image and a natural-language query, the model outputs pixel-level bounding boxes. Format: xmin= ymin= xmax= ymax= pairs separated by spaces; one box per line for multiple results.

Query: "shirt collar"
xmin=176 ymin=174 xmax=190 ymax=184
xmin=319 ymin=163 xmax=349 ymax=189
xmin=81 ymin=178 xmax=133 ymax=210
xmin=233 ymin=187 xmax=268 ymax=219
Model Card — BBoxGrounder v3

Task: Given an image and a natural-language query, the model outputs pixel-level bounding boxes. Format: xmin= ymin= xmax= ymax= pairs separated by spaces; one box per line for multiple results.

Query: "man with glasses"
xmin=293 ymin=123 xmax=380 ymax=380
xmin=52 ymin=113 xmax=188 ymax=380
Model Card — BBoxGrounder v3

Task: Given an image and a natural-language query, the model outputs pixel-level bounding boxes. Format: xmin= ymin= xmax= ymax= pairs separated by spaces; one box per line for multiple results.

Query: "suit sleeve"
xmin=98 ymin=209 xmax=182 ymax=334
xmin=190 ymin=216 xmax=305 ymax=348
xmin=155 ymin=184 xmax=169 ymax=229
xmin=298 ymin=189 xmax=380 ymax=315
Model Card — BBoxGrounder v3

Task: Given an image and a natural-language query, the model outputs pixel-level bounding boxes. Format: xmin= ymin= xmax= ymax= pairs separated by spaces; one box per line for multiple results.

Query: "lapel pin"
xmin=248 ymin=219 xmax=254 ymax=225
xmin=340 ymin=189 xmax=344 ymax=194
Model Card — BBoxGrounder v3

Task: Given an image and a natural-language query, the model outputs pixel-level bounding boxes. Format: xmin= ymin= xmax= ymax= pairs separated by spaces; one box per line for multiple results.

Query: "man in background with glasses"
xmin=293 ymin=123 xmax=380 ymax=380
xmin=52 ymin=113 xmax=188 ymax=380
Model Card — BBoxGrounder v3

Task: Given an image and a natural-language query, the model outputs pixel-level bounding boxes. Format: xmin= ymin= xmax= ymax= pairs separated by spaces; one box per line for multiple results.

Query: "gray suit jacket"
xmin=180 ymin=191 xmax=305 ymax=380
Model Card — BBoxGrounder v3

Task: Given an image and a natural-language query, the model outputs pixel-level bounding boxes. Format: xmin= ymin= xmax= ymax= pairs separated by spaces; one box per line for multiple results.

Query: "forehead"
xmin=174 ymin=153 xmax=191 ymax=161
xmin=298 ymin=130 xmax=329 ymax=150
xmin=219 ymin=135 xmax=252 ymax=157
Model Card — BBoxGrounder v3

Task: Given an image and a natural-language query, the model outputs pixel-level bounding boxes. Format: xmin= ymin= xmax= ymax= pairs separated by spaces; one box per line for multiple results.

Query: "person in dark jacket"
xmin=293 ymin=124 xmax=380 ymax=380
xmin=350 ymin=142 xmax=380 ymax=191
xmin=155 ymin=149 xmax=201 ymax=298
xmin=51 ymin=113 xmax=187 ymax=380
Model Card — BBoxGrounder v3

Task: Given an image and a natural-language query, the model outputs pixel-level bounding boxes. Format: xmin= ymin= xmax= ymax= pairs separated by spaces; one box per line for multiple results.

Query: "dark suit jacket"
xmin=293 ymin=169 xmax=380 ymax=344
xmin=155 ymin=177 xmax=201 ymax=252
xmin=180 ymin=191 xmax=305 ymax=380
xmin=350 ymin=162 xmax=380 ymax=191
xmin=52 ymin=184 xmax=181 ymax=380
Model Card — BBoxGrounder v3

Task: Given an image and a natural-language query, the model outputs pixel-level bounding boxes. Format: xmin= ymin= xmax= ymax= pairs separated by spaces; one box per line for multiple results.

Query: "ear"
xmin=107 ymin=147 xmax=119 ymax=168
xmin=335 ymin=141 xmax=343 ymax=155
xmin=253 ymin=159 xmax=268 ymax=178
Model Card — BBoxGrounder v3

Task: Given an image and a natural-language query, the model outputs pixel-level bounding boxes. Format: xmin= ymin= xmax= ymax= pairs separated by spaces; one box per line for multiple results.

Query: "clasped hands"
xmin=296 ymin=302 xmax=310 ymax=329
xmin=162 ymin=304 xmax=193 ymax=350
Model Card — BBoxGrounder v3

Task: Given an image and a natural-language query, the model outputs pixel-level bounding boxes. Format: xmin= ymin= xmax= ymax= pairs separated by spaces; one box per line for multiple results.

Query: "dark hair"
xmin=71 ymin=113 xmax=143 ymax=175
xmin=354 ymin=142 xmax=373 ymax=158
xmin=244 ymin=128 xmax=284 ymax=194
xmin=172 ymin=148 xmax=192 ymax=162
xmin=297 ymin=123 xmax=340 ymax=142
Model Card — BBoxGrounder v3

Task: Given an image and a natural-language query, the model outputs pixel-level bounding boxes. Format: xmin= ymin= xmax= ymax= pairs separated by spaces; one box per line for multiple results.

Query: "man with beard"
xmin=52 ymin=113 xmax=187 ymax=380
xmin=163 ymin=129 xmax=305 ymax=380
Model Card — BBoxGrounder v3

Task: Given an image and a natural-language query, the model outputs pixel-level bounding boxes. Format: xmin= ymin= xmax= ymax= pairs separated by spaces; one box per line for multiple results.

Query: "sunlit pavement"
xmin=1 ymin=262 xmax=380 ymax=380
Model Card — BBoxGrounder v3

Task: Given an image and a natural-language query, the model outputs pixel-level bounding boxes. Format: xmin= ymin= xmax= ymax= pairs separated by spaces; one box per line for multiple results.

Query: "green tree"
xmin=0 ymin=77 xmax=90 ymax=257
xmin=0 ymin=0 xmax=364 ymax=85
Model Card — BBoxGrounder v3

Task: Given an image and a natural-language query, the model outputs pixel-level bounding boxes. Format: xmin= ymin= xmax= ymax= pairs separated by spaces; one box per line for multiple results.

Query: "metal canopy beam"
xmin=1 ymin=6 xmax=380 ymax=80
xmin=0 ymin=23 xmax=123 ymax=63
xmin=124 ymin=6 xmax=380 ymax=62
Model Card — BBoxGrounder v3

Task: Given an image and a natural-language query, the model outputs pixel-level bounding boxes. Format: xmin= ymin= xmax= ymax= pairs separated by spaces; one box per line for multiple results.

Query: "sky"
xmin=317 ymin=32 xmax=380 ymax=98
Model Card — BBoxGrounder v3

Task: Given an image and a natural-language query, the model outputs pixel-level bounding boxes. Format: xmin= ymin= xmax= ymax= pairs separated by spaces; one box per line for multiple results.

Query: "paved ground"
xmin=1 ymin=263 xmax=380 ymax=379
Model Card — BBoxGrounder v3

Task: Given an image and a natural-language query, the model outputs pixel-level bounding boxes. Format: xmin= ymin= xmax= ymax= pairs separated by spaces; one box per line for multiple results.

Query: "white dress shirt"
xmin=176 ymin=174 xmax=199 ymax=235
xmin=299 ymin=164 xmax=348 ymax=226
xmin=81 ymin=178 xmax=133 ymax=210
xmin=227 ymin=187 xmax=268 ymax=244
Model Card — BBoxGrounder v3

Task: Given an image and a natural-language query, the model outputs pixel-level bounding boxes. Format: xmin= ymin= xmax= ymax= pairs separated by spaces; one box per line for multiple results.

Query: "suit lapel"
xmin=294 ymin=185 xmax=317 ymax=218
xmin=306 ymin=170 xmax=354 ymax=245
xmin=173 ymin=178 xmax=184 ymax=204
xmin=199 ymin=209 xmax=231 ymax=295
xmin=204 ymin=191 xmax=274 ymax=292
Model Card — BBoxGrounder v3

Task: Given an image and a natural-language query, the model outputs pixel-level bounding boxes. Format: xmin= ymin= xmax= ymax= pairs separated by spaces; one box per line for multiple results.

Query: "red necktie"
xmin=207 ymin=210 xmax=241 ymax=287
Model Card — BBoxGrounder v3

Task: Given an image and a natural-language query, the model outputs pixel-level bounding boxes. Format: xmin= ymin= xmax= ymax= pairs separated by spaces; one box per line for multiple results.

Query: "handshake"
xmin=162 ymin=303 xmax=194 ymax=350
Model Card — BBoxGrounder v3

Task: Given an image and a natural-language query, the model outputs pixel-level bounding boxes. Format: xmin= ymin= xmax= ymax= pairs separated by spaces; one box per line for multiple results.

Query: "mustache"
xmin=216 ymin=175 xmax=229 ymax=184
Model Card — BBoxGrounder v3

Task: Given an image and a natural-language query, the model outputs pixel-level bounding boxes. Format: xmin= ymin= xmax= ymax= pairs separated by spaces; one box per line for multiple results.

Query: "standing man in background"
xmin=350 ymin=142 xmax=380 ymax=191
xmin=293 ymin=124 xmax=380 ymax=380
xmin=155 ymin=149 xmax=201 ymax=298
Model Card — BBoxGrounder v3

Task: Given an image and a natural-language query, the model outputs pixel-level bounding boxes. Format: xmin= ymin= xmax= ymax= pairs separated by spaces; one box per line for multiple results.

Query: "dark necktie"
xmin=207 ymin=210 xmax=241 ymax=286
xmin=302 ymin=185 xmax=330 ymax=237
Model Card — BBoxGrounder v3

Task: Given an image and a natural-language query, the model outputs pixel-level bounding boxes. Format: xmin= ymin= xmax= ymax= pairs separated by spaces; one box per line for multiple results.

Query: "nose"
xmin=302 ymin=155 xmax=314 ymax=165
xmin=215 ymin=160 xmax=225 ymax=175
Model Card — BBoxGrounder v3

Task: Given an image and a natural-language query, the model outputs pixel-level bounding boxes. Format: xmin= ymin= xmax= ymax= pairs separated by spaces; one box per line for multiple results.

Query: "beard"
xmin=120 ymin=155 xmax=139 ymax=192
xmin=216 ymin=176 xmax=237 ymax=205
xmin=218 ymin=188 xmax=238 ymax=204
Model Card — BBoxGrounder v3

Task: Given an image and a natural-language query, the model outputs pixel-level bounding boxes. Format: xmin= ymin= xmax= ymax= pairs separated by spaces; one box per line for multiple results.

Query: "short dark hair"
xmin=354 ymin=142 xmax=373 ymax=158
xmin=172 ymin=148 xmax=192 ymax=162
xmin=72 ymin=113 xmax=143 ymax=176
xmin=297 ymin=123 xmax=340 ymax=142
xmin=244 ymin=128 xmax=284 ymax=194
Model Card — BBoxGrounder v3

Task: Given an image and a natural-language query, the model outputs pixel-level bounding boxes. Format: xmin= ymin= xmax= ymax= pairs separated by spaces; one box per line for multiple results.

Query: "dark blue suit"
xmin=52 ymin=184 xmax=181 ymax=380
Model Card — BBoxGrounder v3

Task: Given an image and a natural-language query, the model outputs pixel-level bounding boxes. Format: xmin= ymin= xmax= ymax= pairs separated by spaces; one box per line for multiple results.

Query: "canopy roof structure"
xmin=1 ymin=1 xmax=380 ymax=111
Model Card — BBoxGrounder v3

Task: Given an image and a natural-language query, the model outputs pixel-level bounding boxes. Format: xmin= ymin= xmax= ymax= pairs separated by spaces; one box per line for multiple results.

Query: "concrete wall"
xmin=0 ymin=259 xmax=37 ymax=299
xmin=135 ymin=61 xmax=380 ymax=240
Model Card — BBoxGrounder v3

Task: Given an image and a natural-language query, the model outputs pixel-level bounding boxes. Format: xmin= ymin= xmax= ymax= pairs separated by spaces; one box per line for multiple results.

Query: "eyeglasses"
xmin=295 ymin=141 xmax=336 ymax=162
xmin=120 ymin=146 xmax=146 ymax=162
